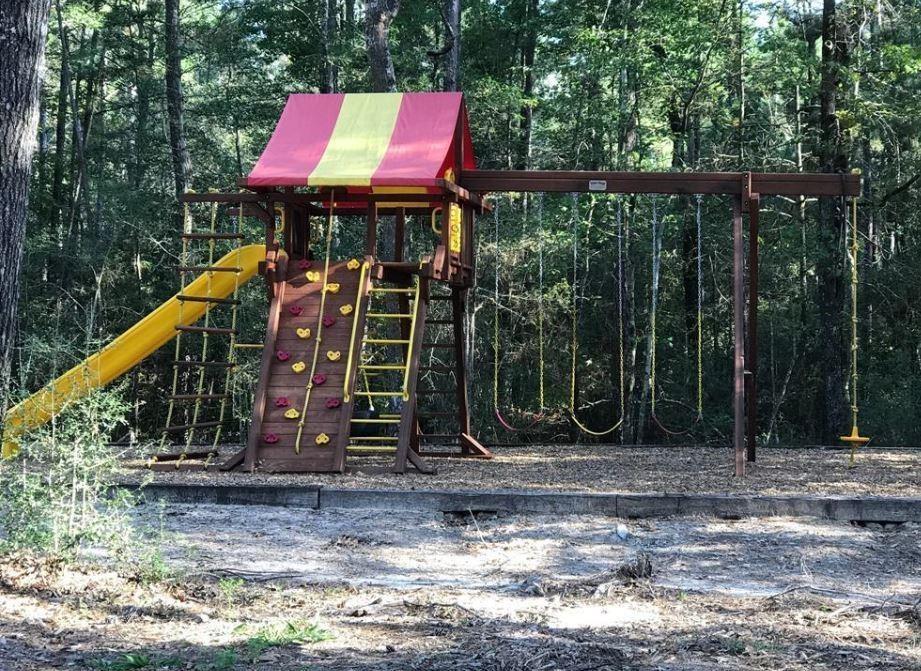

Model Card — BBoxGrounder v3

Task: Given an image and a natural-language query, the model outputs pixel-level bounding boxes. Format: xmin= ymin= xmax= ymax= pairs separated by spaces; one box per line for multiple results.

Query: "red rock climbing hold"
xmin=263 ymin=433 xmax=279 ymax=444
xmin=325 ymin=397 xmax=342 ymax=409
xmin=312 ymin=373 xmax=327 ymax=386
xmin=322 ymin=316 xmax=336 ymax=328
xmin=274 ymin=397 xmax=290 ymax=408
xmin=298 ymin=259 xmax=312 ymax=270
xmin=289 ymin=305 xmax=303 ymax=316
xmin=276 ymin=350 xmax=290 ymax=362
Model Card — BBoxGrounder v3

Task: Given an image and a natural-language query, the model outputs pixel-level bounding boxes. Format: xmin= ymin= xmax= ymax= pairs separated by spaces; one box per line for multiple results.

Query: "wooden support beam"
xmin=746 ymin=187 xmax=760 ymax=463
xmin=459 ymin=170 xmax=861 ymax=197
xmin=732 ymin=195 xmax=746 ymax=477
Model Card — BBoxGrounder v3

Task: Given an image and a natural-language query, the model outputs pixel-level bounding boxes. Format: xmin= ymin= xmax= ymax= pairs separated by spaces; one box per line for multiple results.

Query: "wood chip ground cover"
xmin=1 ymin=505 xmax=919 ymax=670
xmin=123 ymin=446 xmax=921 ymax=497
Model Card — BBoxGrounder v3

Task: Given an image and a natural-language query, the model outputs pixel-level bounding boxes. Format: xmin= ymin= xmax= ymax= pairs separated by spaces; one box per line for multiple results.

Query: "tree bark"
xmin=443 ymin=0 xmax=460 ymax=91
xmin=365 ymin=0 xmax=399 ymax=92
xmin=815 ymin=0 xmax=849 ymax=442
xmin=516 ymin=0 xmax=538 ymax=169
xmin=0 ymin=0 xmax=53 ymax=425
xmin=165 ymin=0 xmax=192 ymax=199
xmin=323 ymin=0 xmax=338 ymax=93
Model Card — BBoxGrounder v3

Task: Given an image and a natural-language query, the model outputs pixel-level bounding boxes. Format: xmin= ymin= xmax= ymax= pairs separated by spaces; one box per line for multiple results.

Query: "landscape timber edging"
xmin=128 ymin=483 xmax=921 ymax=522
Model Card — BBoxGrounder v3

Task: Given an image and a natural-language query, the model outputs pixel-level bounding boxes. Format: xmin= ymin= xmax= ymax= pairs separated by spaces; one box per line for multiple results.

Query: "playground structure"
xmin=2 ymin=92 xmax=865 ymax=476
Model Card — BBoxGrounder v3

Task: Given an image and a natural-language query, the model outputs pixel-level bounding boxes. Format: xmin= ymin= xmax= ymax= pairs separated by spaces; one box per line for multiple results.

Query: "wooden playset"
xmin=2 ymin=92 xmax=865 ymax=476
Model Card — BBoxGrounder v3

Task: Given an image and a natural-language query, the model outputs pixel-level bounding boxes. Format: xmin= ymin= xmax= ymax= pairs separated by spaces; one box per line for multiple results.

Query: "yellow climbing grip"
xmin=315 ymin=433 xmax=330 ymax=445
xmin=284 ymin=408 xmax=300 ymax=420
xmin=296 ymin=327 xmax=312 ymax=339
xmin=339 ymin=304 xmax=353 ymax=316
xmin=291 ymin=361 xmax=306 ymax=373
xmin=306 ymin=270 xmax=321 ymax=282
xmin=326 ymin=283 xmax=341 ymax=294
xmin=347 ymin=259 xmax=361 ymax=270
xmin=327 ymin=350 xmax=342 ymax=362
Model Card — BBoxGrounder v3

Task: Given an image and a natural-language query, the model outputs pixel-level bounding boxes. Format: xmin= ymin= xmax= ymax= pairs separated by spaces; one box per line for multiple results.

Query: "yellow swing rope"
xmin=293 ymin=191 xmax=338 ymax=454
xmin=492 ymin=195 xmax=545 ymax=431
xmin=840 ymin=195 xmax=870 ymax=463
xmin=648 ymin=196 xmax=704 ymax=434
xmin=569 ymin=193 xmax=624 ymax=437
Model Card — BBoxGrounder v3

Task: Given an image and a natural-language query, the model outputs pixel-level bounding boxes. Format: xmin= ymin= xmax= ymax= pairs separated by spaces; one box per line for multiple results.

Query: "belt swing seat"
xmin=646 ymin=196 xmax=705 ymax=438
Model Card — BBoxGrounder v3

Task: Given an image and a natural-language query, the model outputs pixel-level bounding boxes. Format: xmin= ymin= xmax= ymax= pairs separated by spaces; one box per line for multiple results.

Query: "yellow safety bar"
xmin=343 ymin=259 xmax=371 ymax=403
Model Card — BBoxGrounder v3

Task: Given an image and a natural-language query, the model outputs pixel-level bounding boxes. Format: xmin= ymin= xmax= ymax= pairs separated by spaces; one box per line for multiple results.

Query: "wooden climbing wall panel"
xmin=253 ymin=258 xmax=366 ymax=472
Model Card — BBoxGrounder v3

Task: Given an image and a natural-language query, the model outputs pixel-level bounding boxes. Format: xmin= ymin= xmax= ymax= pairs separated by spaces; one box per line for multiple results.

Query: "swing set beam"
xmin=462 ymin=170 xmax=861 ymax=477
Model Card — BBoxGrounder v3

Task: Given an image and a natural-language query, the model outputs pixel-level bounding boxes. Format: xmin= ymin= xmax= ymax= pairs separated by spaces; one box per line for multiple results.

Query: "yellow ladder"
xmin=346 ymin=276 xmax=421 ymax=455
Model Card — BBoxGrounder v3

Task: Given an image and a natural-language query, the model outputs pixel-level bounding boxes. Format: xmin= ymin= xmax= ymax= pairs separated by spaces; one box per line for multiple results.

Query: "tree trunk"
xmin=516 ymin=0 xmax=537 ymax=169
xmin=365 ymin=0 xmax=399 ymax=92
xmin=815 ymin=0 xmax=849 ymax=442
xmin=443 ymin=0 xmax=460 ymax=91
xmin=165 ymin=0 xmax=192 ymax=199
xmin=0 ymin=0 xmax=53 ymax=426
xmin=323 ymin=0 xmax=338 ymax=93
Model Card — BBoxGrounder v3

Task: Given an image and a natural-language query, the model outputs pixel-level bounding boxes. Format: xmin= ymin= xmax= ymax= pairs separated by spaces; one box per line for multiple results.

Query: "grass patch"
xmin=244 ymin=619 xmax=332 ymax=658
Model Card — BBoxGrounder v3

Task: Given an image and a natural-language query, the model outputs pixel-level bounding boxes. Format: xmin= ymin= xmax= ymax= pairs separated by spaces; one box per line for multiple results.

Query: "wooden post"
xmin=395 ymin=207 xmax=405 ymax=262
xmin=746 ymin=191 xmax=760 ymax=463
xmin=732 ymin=195 xmax=746 ymax=477
xmin=395 ymin=277 xmax=429 ymax=472
xmin=452 ymin=287 xmax=471 ymax=443
xmin=366 ymin=201 xmax=378 ymax=257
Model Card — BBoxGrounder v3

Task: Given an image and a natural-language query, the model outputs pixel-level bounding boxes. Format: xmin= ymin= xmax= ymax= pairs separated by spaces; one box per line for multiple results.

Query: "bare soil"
xmin=2 ymin=504 xmax=919 ymax=670
xmin=124 ymin=445 xmax=921 ymax=497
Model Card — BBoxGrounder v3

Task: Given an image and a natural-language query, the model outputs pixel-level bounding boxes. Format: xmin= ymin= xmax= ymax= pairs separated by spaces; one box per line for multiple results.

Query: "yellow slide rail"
xmin=2 ymin=244 xmax=268 ymax=457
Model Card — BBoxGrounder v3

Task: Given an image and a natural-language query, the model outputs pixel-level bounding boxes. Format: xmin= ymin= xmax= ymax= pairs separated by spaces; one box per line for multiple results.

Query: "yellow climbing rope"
xmin=569 ymin=194 xmax=623 ymax=437
xmin=840 ymin=196 xmax=870 ymax=463
xmin=294 ymin=191 xmax=338 ymax=453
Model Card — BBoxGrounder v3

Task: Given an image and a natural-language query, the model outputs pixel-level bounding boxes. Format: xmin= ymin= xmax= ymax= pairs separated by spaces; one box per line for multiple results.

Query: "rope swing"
xmin=648 ymin=196 xmax=704 ymax=437
xmin=568 ymin=193 xmax=624 ymax=437
xmin=492 ymin=196 xmax=545 ymax=432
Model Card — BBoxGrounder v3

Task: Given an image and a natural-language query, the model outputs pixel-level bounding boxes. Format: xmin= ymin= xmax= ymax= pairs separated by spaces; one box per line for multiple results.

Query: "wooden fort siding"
xmin=256 ymin=259 xmax=364 ymax=472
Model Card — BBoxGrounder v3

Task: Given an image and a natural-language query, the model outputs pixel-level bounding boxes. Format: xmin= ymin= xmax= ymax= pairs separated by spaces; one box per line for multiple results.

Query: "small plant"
xmin=90 ymin=653 xmax=152 ymax=670
xmin=205 ymin=648 xmax=239 ymax=670
xmin=244 ymin=619 xmax=331 ymax=658
xmin=134 ymin=546 xmax=172 ymax=585
xmin=218 ymin=577 xmax=246 ymax=611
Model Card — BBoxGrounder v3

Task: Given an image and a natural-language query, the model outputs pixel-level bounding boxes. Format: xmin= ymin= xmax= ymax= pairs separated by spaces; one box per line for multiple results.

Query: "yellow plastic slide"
xmin=1 ymin=244 xmax=267 ymax=457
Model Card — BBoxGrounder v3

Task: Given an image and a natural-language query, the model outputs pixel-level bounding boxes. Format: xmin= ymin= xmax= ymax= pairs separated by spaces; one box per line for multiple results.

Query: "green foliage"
xmin=218 ymin=576 xmax=246 ymax=611
xmin=0 ymin=387 xmax=134 ymax=557
xmin=243 ymin=619 xmax=332 ymax=658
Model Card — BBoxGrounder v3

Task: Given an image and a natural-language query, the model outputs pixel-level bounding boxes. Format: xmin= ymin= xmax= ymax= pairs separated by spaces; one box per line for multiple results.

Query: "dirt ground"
xmin=125 ymin=445 xmax=921 ymax=497
xmin=2 ymin=503 xmax=919 ymax=670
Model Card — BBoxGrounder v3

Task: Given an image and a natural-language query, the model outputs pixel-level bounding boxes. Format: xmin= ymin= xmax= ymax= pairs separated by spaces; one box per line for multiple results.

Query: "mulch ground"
xmin=121 ymin=445 xmax=921 ymax=497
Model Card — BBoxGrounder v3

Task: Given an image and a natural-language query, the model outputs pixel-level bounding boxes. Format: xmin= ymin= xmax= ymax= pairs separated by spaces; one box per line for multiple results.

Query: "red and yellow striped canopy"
xmin=245 ymin=92 xmax=475 ymax=188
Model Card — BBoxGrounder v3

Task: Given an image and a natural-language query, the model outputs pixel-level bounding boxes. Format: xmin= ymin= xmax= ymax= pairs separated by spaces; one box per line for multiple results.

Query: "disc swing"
xmin=492 ymin=195 xmax=546 ymax=432
xmin=568 ymin=193 xmax=625 ymax=437
xmin=839 ymin=196 xmax=870 ymax=463
xmin=647 ymin=196 xmax=705 ymax=437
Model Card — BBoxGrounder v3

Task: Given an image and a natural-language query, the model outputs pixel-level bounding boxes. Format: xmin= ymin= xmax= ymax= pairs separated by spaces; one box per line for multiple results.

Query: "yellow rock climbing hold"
xmin=284 ymin=408 xmax=300 ymax=420
xmin=339 ymin=304 xmax=353 ymax=316
xmin=326 ymin=283 xmax=341 ymax=294
xmin=291 ymin=361 xmax=306 ymax=373
xmin=347 ymin=258 xmax=361 ymax=270
xmin=315 ymin=433 xmax=330 ymax=445
xmin=306 ymin=270 xmax=321 ymax=282
xmin=296 ymin=327 xmax=312 ymax=339
xmin=326 ymin=350 xmax=342 ymax=362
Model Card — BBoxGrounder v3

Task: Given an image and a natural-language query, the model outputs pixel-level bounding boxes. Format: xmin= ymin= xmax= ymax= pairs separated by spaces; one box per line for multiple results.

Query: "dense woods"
xmin=10 ymin=0 xmax=921 ymax=447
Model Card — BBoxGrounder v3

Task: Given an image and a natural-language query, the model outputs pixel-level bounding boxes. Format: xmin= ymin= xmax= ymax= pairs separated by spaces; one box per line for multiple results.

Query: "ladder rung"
xmin=423 ymin=343 xmax=454 ymax=348
xmin=177 ymin=294 xmax=241 ymax=305
xmin=359 ymin=364 xmax=407 ymax=371
xmin=176 ymin=325 xmax=238 ymax=335
xmin=380 ymin=413 xmax=401 ymax=418
xmin=234 ymin=343 xmax=263 ymax=349
xmin=180 ymin=233 xmax=245 ymax=240
xmin=168 ymin=393 xmax=231 ymax=401
xmin=370 ymin=287 xmax=414 ymax=294
xmin=174 ymin=360 xmax=236 ymax=369
xmin=350 ymin=436 xmax=398 ymax=441
xmin=163 ymin=420 xmax=225 ymax=433
xmin=350 ymin=418 xmax=400 ymax=424
xmin=364 ymin=338 xmax=410 ymax=345
xmin=347 ymin=445 xmax=398 ymax=453
xmin=367 ymin=313 xmax=413 ymax=319
xmin=355 ymin=391 xmax=403 ymax=397
xmin=177 ymin=266 xmax=243 ymax=273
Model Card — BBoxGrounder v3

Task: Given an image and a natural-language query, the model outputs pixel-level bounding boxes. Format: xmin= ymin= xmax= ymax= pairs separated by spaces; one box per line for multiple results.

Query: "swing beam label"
xmin=588 ymin=180 xmax=607 ymax=191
